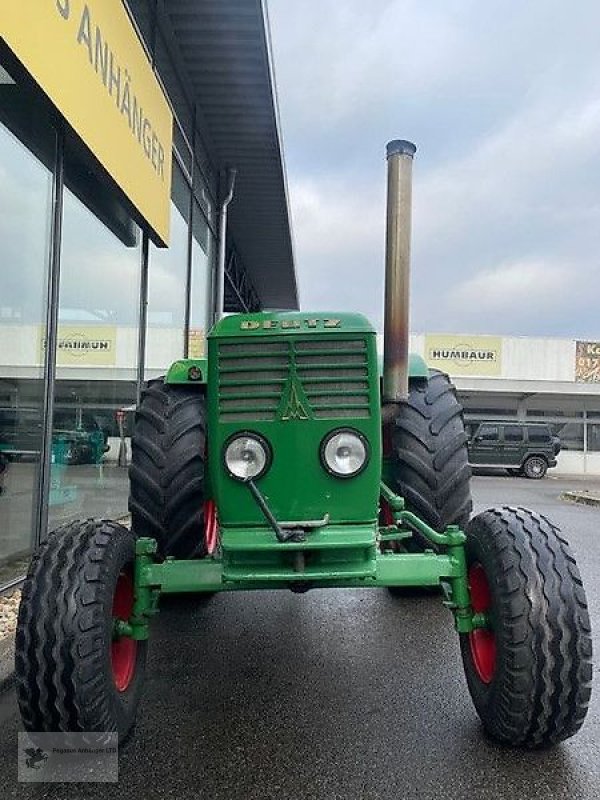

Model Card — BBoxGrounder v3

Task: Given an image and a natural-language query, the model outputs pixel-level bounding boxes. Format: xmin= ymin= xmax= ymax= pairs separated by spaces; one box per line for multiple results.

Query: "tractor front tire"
xmin=129 ymin=378 xmax=207 ymax=558
xmin=15 ymin=520 xmax=147 ymax=742
xmin=389 ymin=370 xmax=472 ymax=532
xmin=460 ymin=507 xmax=593 ymax=748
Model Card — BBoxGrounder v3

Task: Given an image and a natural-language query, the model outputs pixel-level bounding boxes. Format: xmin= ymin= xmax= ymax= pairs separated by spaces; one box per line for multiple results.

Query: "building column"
xmin=583 ymin=408 xmax=588 ymax=475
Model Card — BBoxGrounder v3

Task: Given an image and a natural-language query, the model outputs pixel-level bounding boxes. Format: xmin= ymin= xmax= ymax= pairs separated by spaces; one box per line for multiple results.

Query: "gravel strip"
xmin=0 ymin=590 xmax=20 ymax=641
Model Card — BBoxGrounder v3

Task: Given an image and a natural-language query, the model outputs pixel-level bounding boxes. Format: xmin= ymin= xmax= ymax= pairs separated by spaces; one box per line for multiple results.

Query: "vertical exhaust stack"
xmin=214 ymin=167 xmax=237 ymax=324
xmin=382 ymin=139 xmax=417 ymax=403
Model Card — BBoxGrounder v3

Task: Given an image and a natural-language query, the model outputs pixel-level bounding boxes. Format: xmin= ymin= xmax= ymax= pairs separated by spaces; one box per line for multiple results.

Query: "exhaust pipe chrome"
xmin=214 ymin=167 xmax=237 ymax=323
xmin=382 ymin=139 xmax=416 ymax=403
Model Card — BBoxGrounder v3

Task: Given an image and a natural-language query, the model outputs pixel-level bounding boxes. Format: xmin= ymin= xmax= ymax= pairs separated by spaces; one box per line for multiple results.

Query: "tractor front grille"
xmin=218 ymin=338 xmax=371 ymax=422
xmin=294 ymin=339 xmax=370 ymax=419
xmin=218 ymin=340 xmax=288 ymax=422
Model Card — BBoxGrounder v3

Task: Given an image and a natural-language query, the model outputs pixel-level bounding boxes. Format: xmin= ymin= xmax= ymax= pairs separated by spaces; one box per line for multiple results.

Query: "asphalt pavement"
xmin=1 ymin=473 xmax=599 ymax=798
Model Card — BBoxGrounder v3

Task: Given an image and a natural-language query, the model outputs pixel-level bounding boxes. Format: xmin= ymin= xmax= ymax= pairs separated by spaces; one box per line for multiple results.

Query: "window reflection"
xmin=189 ymin=200 xmax=213 ymax=357
xmin=48 ymin=177 xmax=141 ymax=529
xmin=0 ymin=69 xmax=54 ymax=583
xmin=146 ymin=161 xmax=189 ymax=375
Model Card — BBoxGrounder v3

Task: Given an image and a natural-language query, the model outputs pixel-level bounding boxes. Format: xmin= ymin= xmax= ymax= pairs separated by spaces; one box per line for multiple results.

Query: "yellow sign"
xmin=188 ymin=329 xmax=205 ymax=359
xmin=2 ymin=1 xmax=173 ymax=244
xmin=425 ymin=334 xmax=502 ymax=377
xmin=575 ymin=341 xmax=600 ymax=383
xmin=40 ymin=325 xmax=117 ymax=366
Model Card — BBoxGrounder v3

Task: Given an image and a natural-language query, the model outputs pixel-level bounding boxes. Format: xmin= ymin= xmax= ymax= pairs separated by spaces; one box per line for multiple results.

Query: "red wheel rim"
xmin=379 ymin=499 xmax=398 ymax=552
xmin=380 ymin=499 xmax=394 ymax=527
xmin=204 ymin=499 xmax=219 ymax=555
xmin=111 ymin=570 xmax=137 ymax=692
xmin=468 ymin=563 xmax=496 ymax=684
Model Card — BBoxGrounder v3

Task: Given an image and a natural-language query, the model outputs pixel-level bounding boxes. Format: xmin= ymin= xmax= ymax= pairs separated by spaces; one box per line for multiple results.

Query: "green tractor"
xmin=15 ymin=141 xmax=592 ymax=748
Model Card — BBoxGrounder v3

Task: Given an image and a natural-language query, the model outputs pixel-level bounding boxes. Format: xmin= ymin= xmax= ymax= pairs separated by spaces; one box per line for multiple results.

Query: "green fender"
xmin=165 ymin=358 xmax=208 ymax=385
xmin=407 ymin=353 xmax=429 ymax=380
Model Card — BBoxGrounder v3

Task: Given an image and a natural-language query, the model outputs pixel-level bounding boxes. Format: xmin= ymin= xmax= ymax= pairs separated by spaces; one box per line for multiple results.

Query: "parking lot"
xmin=0 ymin=473 xmax=599 ymax=798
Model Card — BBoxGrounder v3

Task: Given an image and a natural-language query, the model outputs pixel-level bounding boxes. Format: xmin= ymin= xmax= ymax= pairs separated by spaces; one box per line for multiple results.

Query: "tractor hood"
xmin=209 ymin=312 xmax=375 ymax=339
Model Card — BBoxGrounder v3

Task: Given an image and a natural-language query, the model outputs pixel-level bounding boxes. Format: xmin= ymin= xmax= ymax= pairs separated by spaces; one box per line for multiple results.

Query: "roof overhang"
xmin=156 ymin=0 xmax=298 ymax=309
xmin=453 ymin=377 xmax=600 ymax=396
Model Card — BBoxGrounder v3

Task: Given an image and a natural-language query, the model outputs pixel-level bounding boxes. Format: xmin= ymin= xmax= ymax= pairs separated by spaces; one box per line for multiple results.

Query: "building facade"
xmin=0 ymin=1 xmax=297 ymax=591
xmin=412 ymin=332 xmax=600 ymax=475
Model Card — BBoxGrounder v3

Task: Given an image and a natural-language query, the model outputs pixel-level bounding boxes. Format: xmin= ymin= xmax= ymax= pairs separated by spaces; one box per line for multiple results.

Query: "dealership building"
xmin=412 ymin=332 xmax=600 ymax=475
xmin=0 ymin=1 xmax=297 ymax=590
xmin=1 ymin=4 xmax=598 ymax=598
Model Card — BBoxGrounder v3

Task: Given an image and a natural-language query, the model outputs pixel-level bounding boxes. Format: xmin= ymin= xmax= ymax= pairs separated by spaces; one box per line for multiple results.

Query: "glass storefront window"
xmin=188 ymin=201 xmax=214 ymax=357
xmin=526 ymin=408 xmax=583 ymax=418
xmin=0 ymin=60 xmax=55 ymax=583
xmin=48 ymin=154 xmax=141 ymax=530
xmin=588 ymin=424 xmax=600 ymax=452
xmin=194 ymin=171 xmax=215 ymax=229
xmin=146 ymin=161 xmax=190 ymax=377
xmin=550 ymin=422 xmax=584 ymax=452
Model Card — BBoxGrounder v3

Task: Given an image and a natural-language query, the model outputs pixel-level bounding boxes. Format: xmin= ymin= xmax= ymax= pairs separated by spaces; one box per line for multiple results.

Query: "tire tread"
xmin=461 ymin=506 xmax=592 ymax=747
xmin=390 ymin=371 xmax=472 ymax=531
xmin=129 ymin=378 xmax=207 ymax=558
xmin=15 ymin=519 xmax=146 ymax=740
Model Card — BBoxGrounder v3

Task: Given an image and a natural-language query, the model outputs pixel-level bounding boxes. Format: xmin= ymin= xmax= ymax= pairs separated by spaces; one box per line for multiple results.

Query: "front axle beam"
xmin=120 ymin=485 xmax=483 ymax=641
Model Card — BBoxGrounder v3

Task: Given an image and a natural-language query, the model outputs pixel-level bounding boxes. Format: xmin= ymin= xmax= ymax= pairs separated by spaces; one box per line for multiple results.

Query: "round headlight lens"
xmin=224 ymin=434 xmax=270 ymax=481
xmin=321 ymin=429 xmax=369 ymax=478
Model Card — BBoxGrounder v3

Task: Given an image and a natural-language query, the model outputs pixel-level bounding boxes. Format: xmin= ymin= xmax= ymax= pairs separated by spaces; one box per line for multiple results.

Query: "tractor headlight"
xmin=320 ymin=428 xmax=369 ymax=478
xmin=224 ymin=433 xmax=271 ymax=481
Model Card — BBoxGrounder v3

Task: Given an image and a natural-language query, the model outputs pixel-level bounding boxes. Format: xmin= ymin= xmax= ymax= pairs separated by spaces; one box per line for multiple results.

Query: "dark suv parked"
xmin=467 ymin=422 xmax=560 ymax=479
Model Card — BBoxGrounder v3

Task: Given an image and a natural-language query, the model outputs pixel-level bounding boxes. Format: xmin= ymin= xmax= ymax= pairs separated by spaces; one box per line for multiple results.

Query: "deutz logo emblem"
xmin=280 ymin=376 xmax=311 ymax=421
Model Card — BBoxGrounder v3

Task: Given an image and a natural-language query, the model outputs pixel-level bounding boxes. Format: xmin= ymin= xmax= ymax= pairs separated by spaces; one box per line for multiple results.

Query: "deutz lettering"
xmin=240 ymin=319 xmax=341 ymax=330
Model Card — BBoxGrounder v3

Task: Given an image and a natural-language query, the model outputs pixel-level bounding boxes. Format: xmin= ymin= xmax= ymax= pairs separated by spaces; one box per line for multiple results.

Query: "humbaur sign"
xmin=2 ymin=0 xmax=173 ymax=244
xmin=39 ymin=325 xmax=116 ymax=367
xmin=425 ymin=334 xmax=502 ymax=377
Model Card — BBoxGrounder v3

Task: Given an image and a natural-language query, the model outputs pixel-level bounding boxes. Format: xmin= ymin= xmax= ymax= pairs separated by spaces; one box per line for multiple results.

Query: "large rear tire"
xmin=129 ymin=378 xmax=208 ymax=559
xmin=460 ymin=507 xmax=593 ymax=748
xmin=388 ymin=370 xmax=472 ymax=532
xmin=15 ymin=520 xmax=146 ymax=742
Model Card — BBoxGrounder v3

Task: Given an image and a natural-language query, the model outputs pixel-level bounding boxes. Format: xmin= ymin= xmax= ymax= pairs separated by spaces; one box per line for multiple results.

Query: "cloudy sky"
xmin=268 ymin=0 xmax=600 ymax=338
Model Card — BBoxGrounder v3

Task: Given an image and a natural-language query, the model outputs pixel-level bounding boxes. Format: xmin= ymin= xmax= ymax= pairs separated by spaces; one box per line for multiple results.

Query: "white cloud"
xmin=448 ymin=260 xmax=570 ymax=314
xmin=270 ymin=0 xmax=465 ymax=133
xmin=269 ymin=0 xmax=600 ymax=337
xmin=290 ymin=176 xmax=382 ymax=259
xmin=414 ymin=90 xmax=600 ymax=246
